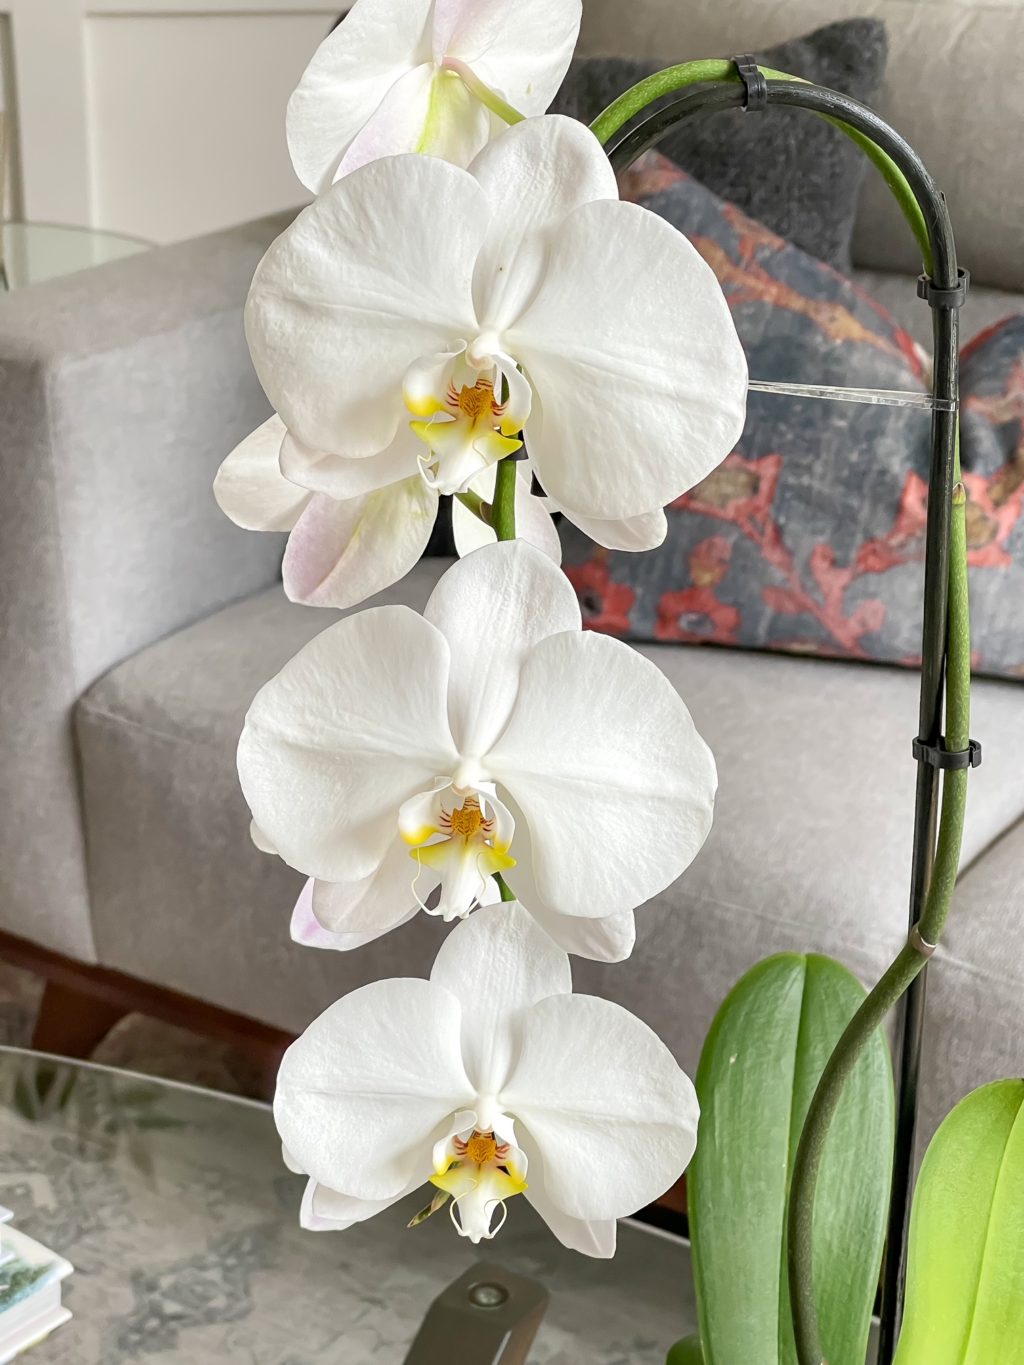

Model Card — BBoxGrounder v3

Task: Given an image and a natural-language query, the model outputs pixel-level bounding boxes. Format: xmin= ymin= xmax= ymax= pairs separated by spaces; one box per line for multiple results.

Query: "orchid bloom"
xmin=213 ymin=412 xmax=558 ymax=610
xmin=243 ymin=115 xmax=748 ymax=574
xmin=276 ymin=903 xmax=699 ymax=1256
xmin=286 ymin=0 xmax=582 ymax=191
xmin=238 ymin=540 xmax=716 ymax=964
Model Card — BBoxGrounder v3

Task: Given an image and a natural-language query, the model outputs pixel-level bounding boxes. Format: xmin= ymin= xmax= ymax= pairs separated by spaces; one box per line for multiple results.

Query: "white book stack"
xmin=0 ymin=1209 xmax=72 ymax=1362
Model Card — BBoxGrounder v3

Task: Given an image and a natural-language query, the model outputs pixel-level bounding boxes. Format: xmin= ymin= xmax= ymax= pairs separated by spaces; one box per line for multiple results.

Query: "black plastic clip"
xmin=733 ymin=55 xmax=768 ymax=112
xmin=917 ymin=268 xmax=970 ymax=310
xmin=912 ymin=736 xmax=982 ymax=771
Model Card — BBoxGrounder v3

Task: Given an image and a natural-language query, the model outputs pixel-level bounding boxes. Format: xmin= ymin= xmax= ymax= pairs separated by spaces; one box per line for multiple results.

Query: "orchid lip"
xmin=399 ymin=780 xmax=516 ymax=923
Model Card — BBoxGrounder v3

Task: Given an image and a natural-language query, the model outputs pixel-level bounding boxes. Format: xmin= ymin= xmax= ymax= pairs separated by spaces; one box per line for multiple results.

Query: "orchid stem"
xmin=443 ymin=58 xmax=525 ymax=126
xmin=493 ymin=872 xmax=516 ymax=903
xmin=455 ymin=490 xmax=491 ymax=524
xmin=490 ymin=456 xmax=517 ymax=540
xmin=589 ymin=61 xmax=933 ymax=273
xmin=787 ymin=442 xmax=969 ymax=1365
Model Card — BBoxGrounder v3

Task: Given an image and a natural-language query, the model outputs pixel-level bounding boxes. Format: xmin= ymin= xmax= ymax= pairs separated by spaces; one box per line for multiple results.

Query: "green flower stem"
xmin=787 ymin=443 xmax=970 ymax=1365
xmin=455 ymin=490 xmax=490 ymax=524
xmin=490 ymin=456 xmax=518 ymax=540
xmin=589 ymin=62 xmax=933 ymax=273
xmin=443 ymin=57 xmax=525 ymax=126
xmin=493 ymin=872 xmax=517 ymax=903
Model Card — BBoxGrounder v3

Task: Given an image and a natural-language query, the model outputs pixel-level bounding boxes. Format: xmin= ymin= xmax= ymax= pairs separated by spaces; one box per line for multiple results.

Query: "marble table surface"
xmin=0 ymin=1048 xmax=698 ymax=1363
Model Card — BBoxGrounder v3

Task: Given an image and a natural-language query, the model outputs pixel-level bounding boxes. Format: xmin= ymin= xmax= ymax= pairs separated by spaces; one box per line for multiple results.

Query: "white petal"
xmin=451 ymin=464 xmax=561 ymax=563
xmin=436 ymin=0 xmax=582 ymax=118
xmin=334 ymin=63 xmax=436 ymax=177
xmin=299 ymin=1177 xmax=413 ymax=1232
xmin=509 ymin=198 xmax=748 ymax=520
xmin=424 ymin=541 xmax=580 ymax=758
xmin=250 ymin=820 xmax=278 ymax=855
xmin=415 ymin=67 xmax=493 ymax=167
xmin=312 ymin=840 xmax=427 ymax=934
xmin=429 ymin=903 xmax=570 ymax=1097
xmin=488 ymin=631 xmax=717 ymax=919
xmin=291 ymin=877 xmax=418 ymax=952
xmin=559 ymin=504 xmax=668 ymax=553
xmin=517 ymin=1130 xmax=617 ymax=1257
xmin=492 ymin=806 xmax=635 ymax=962
xmin=214 ymin=415 xmax=311 ymax=532
xmin=280 ymin=426 xmax=421 ymax=500
xmin=286 ymin=0 xmax=434 ymax=193
xmin=528 ymin=900 xmax=636 ymax=964
xmin=503 ymin=993 xmax=699 ymax=1220
xmin=274 ymin=978 xmax=474 ymax=1201
xmin=282 ymin=479 xmax=437 ymax=610
xmin=245 ymin=155 xmax=486 ymax=457
xmin=238 ymin=607 xmax=459 ymax=882
xmin=469 ymin=117 xmax=617 ymax=334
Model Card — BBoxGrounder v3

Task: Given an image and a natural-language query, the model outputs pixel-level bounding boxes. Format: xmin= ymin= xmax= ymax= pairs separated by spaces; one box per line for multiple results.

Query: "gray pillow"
xmin=550 ymin=18 xmax=888 ymax=271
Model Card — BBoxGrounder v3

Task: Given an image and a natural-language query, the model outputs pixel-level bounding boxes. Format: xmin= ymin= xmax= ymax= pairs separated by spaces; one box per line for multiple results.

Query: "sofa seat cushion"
xmin=76 ymin=559 xmax=1024 ymax=1137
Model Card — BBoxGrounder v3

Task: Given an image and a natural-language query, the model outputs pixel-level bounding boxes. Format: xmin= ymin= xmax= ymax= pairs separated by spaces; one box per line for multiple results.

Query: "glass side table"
xmin=0 ymin=1047 xmax=696 ymax=1362
xmin=0 ymin=224 xmax=151 ymax=291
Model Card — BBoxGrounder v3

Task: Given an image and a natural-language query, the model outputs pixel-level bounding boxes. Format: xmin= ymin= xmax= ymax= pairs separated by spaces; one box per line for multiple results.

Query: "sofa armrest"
xmin=0 ymin=213 xmax=290 ymax=959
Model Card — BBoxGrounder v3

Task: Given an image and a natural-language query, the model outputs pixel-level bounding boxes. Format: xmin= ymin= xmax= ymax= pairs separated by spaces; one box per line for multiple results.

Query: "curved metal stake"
xmin=606 ymin=74 xmax=963 ymax=1365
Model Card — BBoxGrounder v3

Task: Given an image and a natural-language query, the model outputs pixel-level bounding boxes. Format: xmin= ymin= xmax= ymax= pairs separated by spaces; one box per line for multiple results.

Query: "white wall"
xmin=5 ymin=1 xmax=343 ymax=243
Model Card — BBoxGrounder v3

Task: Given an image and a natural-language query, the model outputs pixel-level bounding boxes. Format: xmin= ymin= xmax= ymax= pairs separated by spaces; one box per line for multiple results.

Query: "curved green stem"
xmin=490 ymin=456 xmax=518 ymax=540
xmin=589 ymin=61 xmax=933 ymax=272
xmin=493 ymin=871 xmax=517 ymax=903
xmin=455 ymin=489 xmax=490 ymax=524
xmin=787 ymin=440 xmax=969 ymax=1365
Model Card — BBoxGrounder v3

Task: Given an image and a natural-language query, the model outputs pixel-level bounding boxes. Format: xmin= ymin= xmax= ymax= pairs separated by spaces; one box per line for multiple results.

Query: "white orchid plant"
xmin=214 ymin=3 xmax=1012 ymax=1363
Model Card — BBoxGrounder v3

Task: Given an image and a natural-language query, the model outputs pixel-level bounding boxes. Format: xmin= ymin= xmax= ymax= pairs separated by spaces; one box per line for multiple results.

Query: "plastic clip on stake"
xmin=911 ymin=736 xmax=982 ymax=771
xmin=733 ymin=55 xmax=768 ymax=112
xmin=917 ymin=269 xmax=970 ymax=310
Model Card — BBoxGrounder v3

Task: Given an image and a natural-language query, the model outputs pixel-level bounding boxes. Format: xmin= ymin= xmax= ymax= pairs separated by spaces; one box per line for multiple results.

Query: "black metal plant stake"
xmin=601 ymin=65 xmax=969 ymax=1365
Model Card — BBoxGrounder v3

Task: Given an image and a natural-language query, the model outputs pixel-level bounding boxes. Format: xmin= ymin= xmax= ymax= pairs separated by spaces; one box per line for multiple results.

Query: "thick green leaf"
xmin=666 ymin=1337 xmax=704 ymax=1364
xmin=688 ymin=953 xmax=894 ymax=1365
xmin=894 ymin=1078 xmax=1024 ymax=1364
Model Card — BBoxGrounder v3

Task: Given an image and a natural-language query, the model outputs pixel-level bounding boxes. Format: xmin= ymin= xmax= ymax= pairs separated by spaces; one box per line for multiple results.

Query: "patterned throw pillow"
xmin=561 ymin=157 xmax=1024 ymax=679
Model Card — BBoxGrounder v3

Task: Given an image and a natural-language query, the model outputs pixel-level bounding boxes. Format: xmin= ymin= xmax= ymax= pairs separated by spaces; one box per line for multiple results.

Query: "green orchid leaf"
xmin=894 ymin=1078 xmax=1024 ymax=1365
xmin=666 ymin=1336 xmax=704 ymax=1364
xmin=688 ymin=953 xmax=894 ymax=1365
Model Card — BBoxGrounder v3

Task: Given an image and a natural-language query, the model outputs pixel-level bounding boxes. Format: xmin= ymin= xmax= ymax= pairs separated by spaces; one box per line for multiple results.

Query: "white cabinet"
xmin=6 ymin=1 xmax=341 ymax=242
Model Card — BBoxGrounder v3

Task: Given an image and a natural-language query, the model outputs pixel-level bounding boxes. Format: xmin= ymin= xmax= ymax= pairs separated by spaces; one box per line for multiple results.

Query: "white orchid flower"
xmin=214 ymin=413 xmax=558 ymax=610
xmin=286 ymin=0 xmax=582 ymax=191
xmin=239 ymin=540 xmax=716 ymax=964
xmin=245 ymin=115 xmax=748 ymax=554
xmin=276 ymin=902 xmax=699 ymax=1256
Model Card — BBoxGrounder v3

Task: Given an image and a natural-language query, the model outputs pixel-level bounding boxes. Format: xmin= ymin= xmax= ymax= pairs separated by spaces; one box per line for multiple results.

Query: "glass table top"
xmin=0 ymin=1047 xmax=696 ymax=1363
xmin=0 ymin=224 xmax=151 ymax=291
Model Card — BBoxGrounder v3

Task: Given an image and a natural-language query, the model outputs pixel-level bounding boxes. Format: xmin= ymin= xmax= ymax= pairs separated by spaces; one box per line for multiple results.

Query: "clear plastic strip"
xmin=749 ymin=378 xmax=957 ymax=413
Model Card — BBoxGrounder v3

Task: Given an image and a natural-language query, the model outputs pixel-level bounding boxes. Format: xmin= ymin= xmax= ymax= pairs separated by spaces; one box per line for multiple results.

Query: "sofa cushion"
xmin=552 ymin=18 xmax=888 ymax=270
xmin=562 ymin=163 xmax=1024 ymax=680
xmin=76 ymin=561 xmax=1024 ymax=1139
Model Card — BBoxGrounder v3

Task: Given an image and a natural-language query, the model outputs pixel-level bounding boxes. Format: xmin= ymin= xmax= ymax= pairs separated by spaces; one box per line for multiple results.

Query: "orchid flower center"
xmin=453 ymin=375 xmax=502 ymax=423
xmin=398 ymin=782 xmax=516 ymax=922
xmin=425 ymin=1121 xmax=528 ymax=1245
xmin=402 ymin=345 xmax=533 ymax=496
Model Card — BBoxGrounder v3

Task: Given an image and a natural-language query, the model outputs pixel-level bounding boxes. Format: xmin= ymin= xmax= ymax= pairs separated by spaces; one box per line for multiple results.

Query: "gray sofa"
xmin=2 ymin=0 xmax=1023 ymax=1147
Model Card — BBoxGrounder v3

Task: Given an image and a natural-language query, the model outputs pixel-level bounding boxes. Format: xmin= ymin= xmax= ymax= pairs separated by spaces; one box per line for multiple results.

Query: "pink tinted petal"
xmin=282 ymin=479 xmax=437 ymax=610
